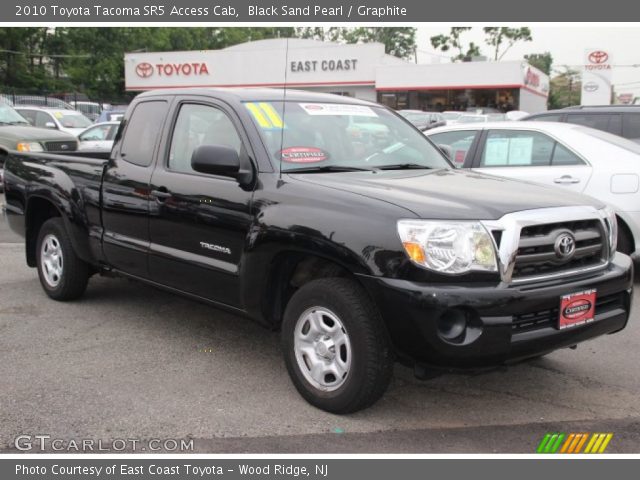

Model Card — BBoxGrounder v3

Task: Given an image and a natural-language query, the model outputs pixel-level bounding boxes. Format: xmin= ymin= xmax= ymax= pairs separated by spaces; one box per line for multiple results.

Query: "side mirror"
xmin=191 ymin=144 xmax=240 ymax=178
xmin=45 ymin=122 xmax=57 ymax=129
xmin=437 ymin=144 xmax=452 ymax=160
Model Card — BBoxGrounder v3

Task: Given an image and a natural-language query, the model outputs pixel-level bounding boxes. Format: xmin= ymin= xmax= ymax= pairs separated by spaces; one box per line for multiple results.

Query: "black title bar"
xmin=6 ymin=0 xmax=640 ymax=22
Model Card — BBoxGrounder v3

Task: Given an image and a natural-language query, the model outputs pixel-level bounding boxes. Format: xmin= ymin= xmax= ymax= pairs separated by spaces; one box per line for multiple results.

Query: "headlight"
xmin=16 ymin=142 xmax=44 ymax=152
xmin=600 ymin=206 xmax=618 ymax=255
xmin=397 ymin=220 xmax=498 ymax=274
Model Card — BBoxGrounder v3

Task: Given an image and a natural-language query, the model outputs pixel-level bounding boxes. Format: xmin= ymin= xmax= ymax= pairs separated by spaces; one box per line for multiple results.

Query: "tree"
xmin=430 ymin=27 xmax=481 ymax=62
xmin=297 ymin=27 xmax=417 ymax=59
xmin=341 ymin=28 xmax=416 ymax=59
xmin=549 ymin=66 xmax=581 ymax=109
xmin=483 ymin=27 xmax=532 ymax=61
xmin=524 ymin=52 xmax=553 ymax=75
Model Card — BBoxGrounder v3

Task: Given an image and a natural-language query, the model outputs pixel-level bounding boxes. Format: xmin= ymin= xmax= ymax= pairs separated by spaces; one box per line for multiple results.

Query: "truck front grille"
xmin=44 ymin=141 xmax=77 ymax=152
xmin=512 ymin=292 xmax=625 ymax=333
xmin=512 ymin=220 xmax=606 ymax=281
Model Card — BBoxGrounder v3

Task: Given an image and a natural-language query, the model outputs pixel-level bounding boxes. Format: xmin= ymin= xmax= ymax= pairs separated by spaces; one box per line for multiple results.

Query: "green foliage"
xmin=0 ymin=27 xmax=416 ymax=101
xmin=525 ymin=52 xmax=553 ymax=75
xmin=549 ymin=67 xmax=581 ymax=109
xmin=430 ymin=27 xmax=481 ymax=62
xmin=297 ymin=27 xmax=416 ymax=59
xmin=483 ymin=27 xmax=532 ymax=61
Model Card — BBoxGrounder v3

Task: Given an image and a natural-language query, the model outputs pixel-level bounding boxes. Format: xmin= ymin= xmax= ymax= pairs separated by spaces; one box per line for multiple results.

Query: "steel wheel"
xmin=40 ymin=233 xmax=63 ymax=288
xmin=293 ymin=306 xmax=352 ymax=392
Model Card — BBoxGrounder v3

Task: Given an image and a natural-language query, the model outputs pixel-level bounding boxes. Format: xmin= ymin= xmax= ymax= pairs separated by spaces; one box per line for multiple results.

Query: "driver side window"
xmin=169 ymin=103 xmax=243 ymax=175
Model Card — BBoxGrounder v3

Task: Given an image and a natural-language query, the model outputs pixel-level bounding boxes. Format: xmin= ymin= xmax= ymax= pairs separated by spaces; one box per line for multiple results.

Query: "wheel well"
xmin=616 ymin=214 xmax=635 ymax=254
xmin=264 ymin=253 xmax=351 ymax=328
xmin=26 ymin=197 xmax=62 ymax=267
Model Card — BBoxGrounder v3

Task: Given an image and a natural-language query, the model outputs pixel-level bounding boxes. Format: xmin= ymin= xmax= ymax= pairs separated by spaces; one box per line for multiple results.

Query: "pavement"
xmin=1 ymin=195 xmax=639 ymax=453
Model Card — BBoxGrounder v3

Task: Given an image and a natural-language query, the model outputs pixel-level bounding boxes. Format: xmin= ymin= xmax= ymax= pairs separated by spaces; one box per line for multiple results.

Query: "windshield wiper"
xmin=285 ymin=165 xmax=371 ymax=173
xmin=373 ymin=163 xmax=434 ymax=171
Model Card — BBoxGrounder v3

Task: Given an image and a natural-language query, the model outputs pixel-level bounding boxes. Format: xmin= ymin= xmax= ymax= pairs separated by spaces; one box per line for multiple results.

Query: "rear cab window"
xmin=119 ymin=101 xmax=169 ymax=167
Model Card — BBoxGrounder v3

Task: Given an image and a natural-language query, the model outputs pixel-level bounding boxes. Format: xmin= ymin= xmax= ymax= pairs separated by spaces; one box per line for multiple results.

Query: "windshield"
xmin=245 ymin=101 xmax=450 ymax=172
xmin=0 ymin=103 xmax=29 ymax=124
xmin=54 ymin=111 xmax=92 ymax=128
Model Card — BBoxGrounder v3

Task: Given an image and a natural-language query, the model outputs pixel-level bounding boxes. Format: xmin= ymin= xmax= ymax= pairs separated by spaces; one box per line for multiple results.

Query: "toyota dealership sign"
xmin=581 ymin=48 xmax=612 ymax=105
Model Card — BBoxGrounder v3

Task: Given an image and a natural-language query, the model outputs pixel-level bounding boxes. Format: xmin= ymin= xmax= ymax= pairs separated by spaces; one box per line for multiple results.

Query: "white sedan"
xmin=426 ymin=121 xmax=640 ymax=258
xmin=77 ymin=121 xmax=120 ymax=152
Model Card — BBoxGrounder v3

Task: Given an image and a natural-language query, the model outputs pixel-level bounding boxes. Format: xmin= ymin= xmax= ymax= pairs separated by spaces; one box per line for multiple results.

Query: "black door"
xmin=147 ymin=99 xmax=255 ymax=307
xmin=101 ymin=99 xmax=170 ymax=277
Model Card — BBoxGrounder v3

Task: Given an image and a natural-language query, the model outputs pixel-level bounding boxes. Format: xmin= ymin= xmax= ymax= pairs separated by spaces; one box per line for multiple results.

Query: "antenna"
xmin=279 ymin=37 xmax=290 ymax=180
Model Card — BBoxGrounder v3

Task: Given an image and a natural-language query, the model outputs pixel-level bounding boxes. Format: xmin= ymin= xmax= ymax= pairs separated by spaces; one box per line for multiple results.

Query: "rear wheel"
xmin=36 ymin=218 xmax=89 ymax=300
xmin=282 ymin=278 xmax=393 ymax=413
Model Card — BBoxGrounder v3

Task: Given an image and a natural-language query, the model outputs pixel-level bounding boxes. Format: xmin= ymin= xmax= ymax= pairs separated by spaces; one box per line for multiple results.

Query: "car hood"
xmin=0 ymin=125 xmax=77 ymax=142
xmin=289 ymin=168 xmax=603 ymax=220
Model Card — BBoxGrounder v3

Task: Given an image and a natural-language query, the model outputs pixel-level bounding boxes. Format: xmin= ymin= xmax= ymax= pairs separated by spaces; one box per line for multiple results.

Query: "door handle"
xmin=151 ymin=188 xmax=171 ymax=201
xmin=554 ymin=175 xmax=580 ymax=184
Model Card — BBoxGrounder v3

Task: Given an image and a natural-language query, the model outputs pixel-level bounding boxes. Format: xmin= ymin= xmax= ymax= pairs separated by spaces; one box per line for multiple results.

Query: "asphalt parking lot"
xmin=1 ymin=195 xmax=639 ymax=453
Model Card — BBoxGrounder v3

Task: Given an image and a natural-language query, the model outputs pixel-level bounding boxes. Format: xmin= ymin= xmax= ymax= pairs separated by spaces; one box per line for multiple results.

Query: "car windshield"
xmin=54 ymin=111 xmax=92 ymax=128
xmin=0 ymin=103 xmax=29 ymax=125
xmin=245 ymin=101 xmax=450 ymax=172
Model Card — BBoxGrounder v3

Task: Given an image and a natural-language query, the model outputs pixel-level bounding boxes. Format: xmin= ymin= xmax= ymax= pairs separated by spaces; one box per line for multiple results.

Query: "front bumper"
xmin=357 ymin=253 xmax=634 ymax=369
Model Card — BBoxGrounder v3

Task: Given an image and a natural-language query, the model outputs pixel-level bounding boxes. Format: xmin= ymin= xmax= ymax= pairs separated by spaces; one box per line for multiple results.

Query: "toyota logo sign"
xmin=135 ymin=62 xmax=154 ymax=78
xmin=588 ymin=50 xmax=609 ymax=64
xmin=554 ymin=232 xmax=576 ymax=261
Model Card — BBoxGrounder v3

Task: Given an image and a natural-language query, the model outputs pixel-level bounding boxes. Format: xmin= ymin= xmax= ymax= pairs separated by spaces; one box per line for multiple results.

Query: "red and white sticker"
xmin=559 ymin=289 xmax=597 ymax=329
xmin=298 ymin=103 xmax=378 ymax=117
xmin=279 ymin=147 xmax=328 ymax=163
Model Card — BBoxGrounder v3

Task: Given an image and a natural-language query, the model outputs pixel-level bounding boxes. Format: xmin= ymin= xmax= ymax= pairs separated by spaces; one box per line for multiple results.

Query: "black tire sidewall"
xmin=35 ymin=218 xmax=77 ymax=298
xmin=282 ymin=278 xmax=390 ymax=412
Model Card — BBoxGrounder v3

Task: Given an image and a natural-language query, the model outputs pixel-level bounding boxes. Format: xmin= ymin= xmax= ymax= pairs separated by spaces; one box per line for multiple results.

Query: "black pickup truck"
xmin=2 ymin=89 xmax=634 ymax=413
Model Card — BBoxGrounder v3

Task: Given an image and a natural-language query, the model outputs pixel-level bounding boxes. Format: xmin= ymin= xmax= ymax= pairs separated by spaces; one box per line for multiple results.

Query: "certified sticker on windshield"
xmin=298 ymin=103 xmax=378 ymax=117
xmin=280 ymin=147 xmax=328 ymax=163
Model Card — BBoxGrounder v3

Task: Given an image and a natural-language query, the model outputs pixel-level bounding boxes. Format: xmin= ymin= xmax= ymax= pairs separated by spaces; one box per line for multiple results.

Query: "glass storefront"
xmin=377 ymin=88 xmax=520 ymax=112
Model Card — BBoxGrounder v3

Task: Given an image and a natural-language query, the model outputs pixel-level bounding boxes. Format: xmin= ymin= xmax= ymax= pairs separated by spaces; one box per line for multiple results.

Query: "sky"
xmin=416 ymin=26 xmax=640 ymax=96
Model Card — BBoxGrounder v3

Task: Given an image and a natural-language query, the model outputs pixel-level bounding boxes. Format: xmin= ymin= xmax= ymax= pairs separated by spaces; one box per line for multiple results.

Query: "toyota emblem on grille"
xmin=554 ymin=232 xmax=576 ymax=260
xmin=60 ymin=144 xmax=69 ymax=150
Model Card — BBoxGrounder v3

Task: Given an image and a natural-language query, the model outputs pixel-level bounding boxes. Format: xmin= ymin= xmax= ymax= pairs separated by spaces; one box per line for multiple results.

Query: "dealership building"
xmin=124 ymin=39 xmax=549 ymax=113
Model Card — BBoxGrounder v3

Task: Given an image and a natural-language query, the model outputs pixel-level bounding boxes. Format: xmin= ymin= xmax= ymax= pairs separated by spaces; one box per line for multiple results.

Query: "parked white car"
xmin=15 ymin=106 xmax=93 ymax=136
xmin=77 ymin=121 xmax=120 ymax=151
xmin=426 ymin=121 xmax=640 ymax=258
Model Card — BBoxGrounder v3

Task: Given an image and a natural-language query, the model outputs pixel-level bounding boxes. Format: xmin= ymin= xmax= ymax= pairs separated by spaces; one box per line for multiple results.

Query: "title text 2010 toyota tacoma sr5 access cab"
xmin=2 ymin=89 xmax=634 ymax=413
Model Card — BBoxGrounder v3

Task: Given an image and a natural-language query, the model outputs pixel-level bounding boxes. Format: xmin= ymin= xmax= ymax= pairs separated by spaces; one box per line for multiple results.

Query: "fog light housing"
xmin=436 ymin=308 xmax=483 ymax=345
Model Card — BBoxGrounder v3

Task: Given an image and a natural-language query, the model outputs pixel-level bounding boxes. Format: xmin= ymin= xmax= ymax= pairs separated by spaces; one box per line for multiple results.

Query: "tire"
xmin=36 ymin=218 xmax=89 ymax=301
xmin=281 ymin=277 xmax=393 ymax=413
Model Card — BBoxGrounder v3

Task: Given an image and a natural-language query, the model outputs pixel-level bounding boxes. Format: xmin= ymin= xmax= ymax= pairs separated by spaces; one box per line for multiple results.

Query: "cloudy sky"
xmin=416 ymin=26 xmax=640 ymax=96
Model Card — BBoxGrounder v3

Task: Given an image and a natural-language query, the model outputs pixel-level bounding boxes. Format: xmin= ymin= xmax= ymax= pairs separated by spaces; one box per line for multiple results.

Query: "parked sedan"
xmin=77 ymin=121 xmax=120 ymax=151
xmin=15 ymin=106 xmax=93 ymax=136
xmin=398 ymin=110 xmax=446 ymax=131
xmin=426 ymin=121 xmax=640 ymax=257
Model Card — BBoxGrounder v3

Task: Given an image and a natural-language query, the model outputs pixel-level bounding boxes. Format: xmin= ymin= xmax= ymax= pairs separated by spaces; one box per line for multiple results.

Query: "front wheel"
xmin=281 ymin=278 xmax=393 ymax=413
xmin=36 ymin=218 xmax=89 ymax=300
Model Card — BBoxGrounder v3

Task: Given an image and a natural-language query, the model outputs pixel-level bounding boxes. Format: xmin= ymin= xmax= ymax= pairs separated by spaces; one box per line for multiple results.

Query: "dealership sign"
xmin=581 ymin=48 xmax=612 ymax=105
xmin=134 ymin=62 xmax=210 ymax=78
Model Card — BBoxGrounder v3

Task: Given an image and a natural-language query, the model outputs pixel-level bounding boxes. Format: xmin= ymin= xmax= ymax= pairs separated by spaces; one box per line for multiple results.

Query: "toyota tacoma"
xmin=2 ymin=89 xmax=633 ymax=413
